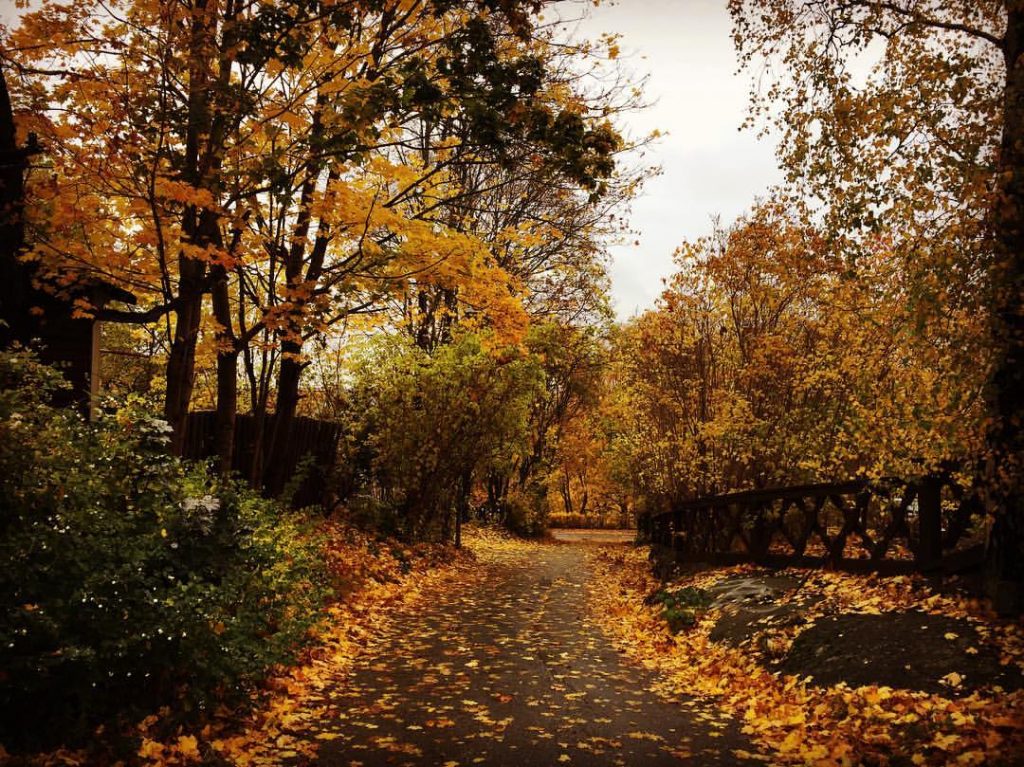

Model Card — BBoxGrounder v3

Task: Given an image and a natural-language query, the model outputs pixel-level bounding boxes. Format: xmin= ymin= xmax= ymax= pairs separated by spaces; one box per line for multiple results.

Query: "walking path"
xmin=307 ymin=536 xmax=754 ymax=766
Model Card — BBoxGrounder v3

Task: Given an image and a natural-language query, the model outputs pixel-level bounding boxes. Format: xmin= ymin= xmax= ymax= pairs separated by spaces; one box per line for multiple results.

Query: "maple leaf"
xmin=138 ymin=739 xmax=164 ymax=761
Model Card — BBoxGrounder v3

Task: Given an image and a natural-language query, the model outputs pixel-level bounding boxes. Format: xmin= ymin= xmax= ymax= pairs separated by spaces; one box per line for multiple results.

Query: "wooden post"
xmin=917 ymin=476 xmax=943 ymax=571
xmin=672 ymin=508 xmax=683 ymax=558
xmin=89 ymin=321 xmax=102 ymax=422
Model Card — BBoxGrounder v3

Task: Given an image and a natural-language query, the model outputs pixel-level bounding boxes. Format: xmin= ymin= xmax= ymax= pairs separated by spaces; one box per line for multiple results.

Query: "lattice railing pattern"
xmin=639 ymin=474 xmax=986 ymax=574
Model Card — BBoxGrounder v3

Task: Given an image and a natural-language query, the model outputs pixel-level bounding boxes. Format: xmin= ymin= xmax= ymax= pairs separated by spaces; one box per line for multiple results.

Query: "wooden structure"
xmin=183 ymin=411 xmax=341 ymax=508
xmin=1 ymin=271 xmax=136 ymax=419
xmin=638 ymin=472 xmax=986 ymax=575
xmin=1 ymin=63 xmax=136 ymax=418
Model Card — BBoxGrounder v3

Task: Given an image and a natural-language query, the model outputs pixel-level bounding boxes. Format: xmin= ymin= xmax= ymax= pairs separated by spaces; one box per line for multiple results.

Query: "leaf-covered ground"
xmin=133 ymin=530 xmax=758 ymax=765
xmin=588 ymin=546 xmax=1024 ymax=766
xmin=14 ymin=531 xmax=1023 ymax=766
xmin=309 ymin=531 xmax=753 ymax=766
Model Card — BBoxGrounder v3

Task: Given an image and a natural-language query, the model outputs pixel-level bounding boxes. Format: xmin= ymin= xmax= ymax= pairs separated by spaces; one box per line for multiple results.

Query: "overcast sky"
xmin=567 ymin=0 xmax=783 ymax=319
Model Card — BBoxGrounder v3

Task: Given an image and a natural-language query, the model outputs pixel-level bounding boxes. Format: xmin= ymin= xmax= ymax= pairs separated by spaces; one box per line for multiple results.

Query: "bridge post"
xmin=917 ymin=476 xmax=943 ymax=571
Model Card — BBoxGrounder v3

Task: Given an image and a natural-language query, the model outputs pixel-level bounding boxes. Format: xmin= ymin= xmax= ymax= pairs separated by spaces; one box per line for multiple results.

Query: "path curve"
xmin=307 ymin=539 xmax=754 ymax=766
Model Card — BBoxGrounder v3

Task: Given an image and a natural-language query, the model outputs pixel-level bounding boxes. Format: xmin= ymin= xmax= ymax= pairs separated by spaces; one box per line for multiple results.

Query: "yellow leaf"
xmin=177 ymin=734 xmax=200 ymax=761
xmin=941 ymin=671 xmax=963 ymax=687
xmin=138 ymin=739 xmax=164 ymax=761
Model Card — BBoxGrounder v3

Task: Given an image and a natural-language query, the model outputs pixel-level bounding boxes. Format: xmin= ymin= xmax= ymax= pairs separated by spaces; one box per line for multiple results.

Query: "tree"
xmin=478 ymin=321 xmax=606 ymax=522
xmin=340 ymin=331 xmax=542 ymax=542
xmin=613 ymin=202 xmax=981 ymax=513
xmin=729 ymin=0 xmax=1023 ymax=608
xmin=3 ymin=0 xmax=625 ymax=491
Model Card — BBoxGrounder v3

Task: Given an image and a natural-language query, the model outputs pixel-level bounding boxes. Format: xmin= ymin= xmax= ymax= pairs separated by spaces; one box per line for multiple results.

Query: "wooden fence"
xmin=638 ymin=473 xmax=987 ymax=574
xmin=183 ymin=412 xmax=340 ymax=508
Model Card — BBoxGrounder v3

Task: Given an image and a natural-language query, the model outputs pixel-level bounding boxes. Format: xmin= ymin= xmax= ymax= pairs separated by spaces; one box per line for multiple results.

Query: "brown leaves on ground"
xmin=587 ymin=546 xmax=1024 ymax=766
xmin=9 ymin=522 xmax=469 ymax=767
xmin=135 ymin=531 xmax=468 ymax=766
xmin=127 ymin=528 xmax=523 ymax=766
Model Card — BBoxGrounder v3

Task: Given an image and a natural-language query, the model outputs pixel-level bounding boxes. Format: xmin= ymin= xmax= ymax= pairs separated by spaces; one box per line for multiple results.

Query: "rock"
xmin=707 ymin=572 xmax=820 ymax=647
xmin=779 ymin=611 xmax=1024 ymax=695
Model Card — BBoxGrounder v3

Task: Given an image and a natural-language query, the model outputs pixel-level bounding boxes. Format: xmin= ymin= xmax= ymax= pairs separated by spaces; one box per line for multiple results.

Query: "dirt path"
xmin=306 ymin=539 xmax=754 ymax=766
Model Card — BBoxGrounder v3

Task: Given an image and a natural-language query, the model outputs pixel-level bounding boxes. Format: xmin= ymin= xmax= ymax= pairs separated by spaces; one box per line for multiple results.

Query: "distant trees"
xmin=614 ymin=203 xmax=982 ymax=512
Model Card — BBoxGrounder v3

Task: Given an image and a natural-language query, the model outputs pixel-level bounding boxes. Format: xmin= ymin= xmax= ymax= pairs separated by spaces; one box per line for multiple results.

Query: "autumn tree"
xmin=475 ymin=321 xmax=607 ymax=524
xmin=729 ymin=0 xmax=1023 ymax=606
xmin=5 ymin=0 xmax=347 ymax=452
xmin=546 ymin=394 xmax=635 ymax=528
xmin=614 ymin=202 xmax=982 ymax=514
xmin=339 ymin=331 xmax=543 ymax=542
xmin=390 ymin=27 xmax=645 ymax=350
xmin=3 ymin=0 xmax=625 ymax=492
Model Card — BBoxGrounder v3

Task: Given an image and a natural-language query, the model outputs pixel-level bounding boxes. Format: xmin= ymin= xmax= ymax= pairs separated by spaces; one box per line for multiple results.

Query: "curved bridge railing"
xmin=638 ymin=473 xmax=987 ymax=574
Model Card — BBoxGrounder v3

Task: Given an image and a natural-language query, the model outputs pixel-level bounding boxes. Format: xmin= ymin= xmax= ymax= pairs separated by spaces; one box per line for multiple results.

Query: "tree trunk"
xmin=560 ymin=468 xmax=573 ymax=515
xmin=264 ymin=342 xmax=302 ymax=496
xmin=211 ymin=267 xmax=237 ymax=475
xmin=455 ymin=468 xmax=472 ymax=548
xmin=261 ymin=147 xmax=335 ymax=494
xmin=164 ymin=0 xmax=222 ymax=454
xmin=0 ymin=63 xmax=37 ymax=350
xmin=986 ymin=3 xmax=1024 ymax=613
xmin=164 ymin=271 xmax=204 ymax=455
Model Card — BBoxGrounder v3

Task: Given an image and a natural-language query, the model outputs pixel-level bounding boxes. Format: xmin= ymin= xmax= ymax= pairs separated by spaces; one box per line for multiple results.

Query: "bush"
xmin=503 ymin=484 xmax=548 ymax=538
xmin=649 ymin=587 xmax=712 ymax=634
xmin=340 ymin=333 xmax=543 ymax=541
xmin=0 ymin=352 xmax=331 ymax=749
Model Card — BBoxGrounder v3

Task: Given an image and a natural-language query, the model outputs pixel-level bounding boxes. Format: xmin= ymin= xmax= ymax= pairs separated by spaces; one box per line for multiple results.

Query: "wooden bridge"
xmin=638 ymin=472 xmax=987 ymax=574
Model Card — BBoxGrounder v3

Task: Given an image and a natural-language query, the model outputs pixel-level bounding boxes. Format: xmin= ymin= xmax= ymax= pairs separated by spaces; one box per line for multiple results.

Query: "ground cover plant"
xmin=0 ymin=352 xmax=331 ymax=751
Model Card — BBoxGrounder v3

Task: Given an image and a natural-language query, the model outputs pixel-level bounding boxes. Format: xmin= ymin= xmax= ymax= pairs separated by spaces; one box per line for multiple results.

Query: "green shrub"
xmin=341 ymin=333 xmax=543 ymax=541
xmin=0 ymin=352 xmax=331 ymax=749
xmin=503 ymin=484 xmax=548 ymax=538
xmin=650 ymin=587 xmax=712 ymax=634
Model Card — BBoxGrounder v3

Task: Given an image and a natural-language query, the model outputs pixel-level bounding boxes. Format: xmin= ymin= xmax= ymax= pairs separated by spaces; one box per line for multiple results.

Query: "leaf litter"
xmin=587 ymin=545 xmax=1024 ymax=766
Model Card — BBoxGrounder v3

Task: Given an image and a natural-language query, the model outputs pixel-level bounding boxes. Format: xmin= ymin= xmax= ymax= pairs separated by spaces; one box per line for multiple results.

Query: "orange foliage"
xmin=589 ymin=546 xmax=1024 ymax=766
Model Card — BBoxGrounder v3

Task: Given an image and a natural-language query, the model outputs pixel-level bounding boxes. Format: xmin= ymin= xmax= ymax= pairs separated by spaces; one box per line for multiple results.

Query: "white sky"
xmin=568 ymin=0 xmax=783 ymax=319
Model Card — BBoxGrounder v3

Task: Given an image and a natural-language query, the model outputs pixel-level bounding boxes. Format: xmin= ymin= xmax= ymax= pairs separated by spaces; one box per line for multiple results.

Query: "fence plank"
xmin=182 ymin=411 xmax=340 ymax=508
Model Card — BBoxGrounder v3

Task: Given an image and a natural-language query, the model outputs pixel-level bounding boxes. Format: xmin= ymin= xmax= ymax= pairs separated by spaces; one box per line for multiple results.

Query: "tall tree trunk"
xmin=264 ymin=342 xmax=302 ymax=496
xmin=560 ymin=468 xmax=573 ymax=515
xmin=0 ymin=63 xmax=37 ymax=350
xmin=211 ymin=266 xmax=237 ymax=475
xmin=262 ymin=154 xmax=336 ymax=495
xmin=164 ymin=0 xmax=233 ymax=455
xmin=986 ymin=4 xmax=1024 ymax=613
xmin=164 ymin=1 xmax=214 ymax=454
xmin=165 ymin=264 xmax=205 ymax=454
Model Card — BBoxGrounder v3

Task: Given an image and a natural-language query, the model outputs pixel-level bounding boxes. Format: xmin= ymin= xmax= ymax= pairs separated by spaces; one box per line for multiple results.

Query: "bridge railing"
xmin=638 ymin=473 xmax=987 ymax=574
